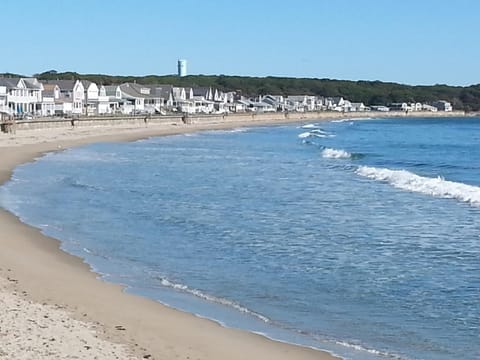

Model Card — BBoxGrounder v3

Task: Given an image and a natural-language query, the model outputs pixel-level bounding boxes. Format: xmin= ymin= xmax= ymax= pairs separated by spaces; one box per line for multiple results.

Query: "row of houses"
xmin=0 ymin=77 xmax=238 ymax=117
xmin=0 ymin=76 xmax=453 ymax=118
xmin=241 ymin=96 xmax=453 ymax=113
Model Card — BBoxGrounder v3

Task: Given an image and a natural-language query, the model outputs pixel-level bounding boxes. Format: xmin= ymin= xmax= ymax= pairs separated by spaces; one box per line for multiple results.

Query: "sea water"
xmin=1 ymin=117 xmax=479 ymax=360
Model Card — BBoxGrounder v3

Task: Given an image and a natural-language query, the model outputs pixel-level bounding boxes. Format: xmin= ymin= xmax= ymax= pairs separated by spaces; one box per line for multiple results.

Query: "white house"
xmin=261 ymin=95 xmax=285 ymax=111
xmin=96 ymin=85 xmax=111 ymax=114
xmin=153 ymin=85 xmax=174 ymax=109
xmin=409 ymin=102 xmax=423 ymax=111
xmin=350 ymin=102 xmax=367 ymax=112
xmin=118 ymin=83 xmax=168 ymax=114
xmin=192 ymin=87 xmax=214 ymax=101
xmin=0 ymin=83 xmax=9 ymax=115
xmin=119 ymin=83 xmax=147 ymax=114
xmin=325 ymin=97 xmax=345 ymax=111
xmin=103 ymin=85 xmax=128 ymax=114
xmin=286 ymin=95 xmax=316 ymax=112
xmin=41 ymin=80 xmax=85 ymax=115
xmin=82 ymin=81 xmax=101 ymax=115
xmin=0 ymin=77 xmax=43 ymax=117
xmin=40 ymin=83 xmax=59 ymax=116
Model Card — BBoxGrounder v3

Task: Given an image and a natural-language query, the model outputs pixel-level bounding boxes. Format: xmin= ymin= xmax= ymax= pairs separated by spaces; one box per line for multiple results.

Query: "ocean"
xmin=1 ymin=117 xmax=479 ymax=360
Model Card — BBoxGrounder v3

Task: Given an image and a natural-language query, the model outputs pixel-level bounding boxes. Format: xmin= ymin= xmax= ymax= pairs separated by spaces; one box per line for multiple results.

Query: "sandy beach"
xmin=0 ymin=116 xmax=341 ymax=360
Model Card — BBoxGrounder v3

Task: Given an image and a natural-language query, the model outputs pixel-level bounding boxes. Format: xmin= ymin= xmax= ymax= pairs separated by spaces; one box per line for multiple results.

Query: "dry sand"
xmin=0 ymin=118 xmax=340 ymax=360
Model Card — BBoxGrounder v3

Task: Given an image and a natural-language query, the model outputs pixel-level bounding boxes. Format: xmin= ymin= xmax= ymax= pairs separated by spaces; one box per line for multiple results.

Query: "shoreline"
xmin=0 ymin=116 xmax=342 ymax=360
xmin=0 ymin=111 xmax=471 ymax=359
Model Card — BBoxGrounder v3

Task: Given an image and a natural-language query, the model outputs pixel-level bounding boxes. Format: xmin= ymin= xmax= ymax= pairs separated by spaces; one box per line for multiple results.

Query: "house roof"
xmin=0 ymin=78 xmax=20 ymax=88
xmin=41 ymin=80 xmax=76 ymax=91
xmin=172 ymin=87 xmax=185 ymax=100
xmin=192 ymin=87 xmax=210 ymax=97
xmin=148 ymin=85 xmax=173 ymax=99
xmin=42 ymin=83 xmax=57 ymax=91
xmin=23 ymin=78 xmax=43 ymax=90
xmin=119 ymin=83 xmax=158 ymax=99
xmin=104 ymin=85 xmax=119 ymax=97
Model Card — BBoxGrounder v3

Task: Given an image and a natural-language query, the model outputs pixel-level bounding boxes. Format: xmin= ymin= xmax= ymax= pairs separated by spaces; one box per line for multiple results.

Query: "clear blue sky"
xmin=3 ymin=0 xmax=479 ymax=86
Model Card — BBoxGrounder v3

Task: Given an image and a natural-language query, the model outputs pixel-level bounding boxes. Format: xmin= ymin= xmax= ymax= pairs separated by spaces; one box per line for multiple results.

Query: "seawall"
xmin=12 ymin=110 xmax=467 ymax=131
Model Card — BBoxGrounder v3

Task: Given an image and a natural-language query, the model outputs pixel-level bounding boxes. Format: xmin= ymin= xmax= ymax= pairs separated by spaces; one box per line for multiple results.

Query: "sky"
xmin=2 ymin=0 xmax=479 ymax=86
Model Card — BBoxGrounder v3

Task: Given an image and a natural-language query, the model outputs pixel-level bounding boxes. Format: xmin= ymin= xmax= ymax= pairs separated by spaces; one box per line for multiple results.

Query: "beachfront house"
xmin=97 ymin=85 xmax=112 ymax=114
xmin=192 ymin=87 xmax=214 ymax=102
xmin=118 ymin=82 xmax=171 ymax=114
xmin=41 ymin=79 xmax=85 ymax=115
xmin=370 ymin=105 xmax=390 ymax=112
xmin=0 ymin=77 xmax=43 ymax=117
xmin=40 ymin=83 xmax=59 ymax=116
xmin=350 ymin=102 xmax=367 ymax=112
xmin=262 ymin=95 xmax=286 ymax=111
xmin=422 ymin=104 xmax=438 ymax=112
xmin=410 ymin=102 xmax=423 ymax=112
xmin=103 ymin=85 xmax=131 ymax=114
xmin=82 ymin=80 xmax=100 ymax=115
xmin=153 ymin=85 xmax=175 ymax=109
xmin=189 ymin=87 xmax=215 ymax=113
xmin=286 ymin=95 xmax=316 ymax=112
xmin=325 ymin=97 xmax=345 ymax=111
xmin=389 ymin=103 xmax=409 ymax=112
xmin=225 ymin=99 xmax=247 ymax=113
xmin=0 ymin=83 xmax=9 ymax=115
xmin=315 ymin=97 xmax=326 ymax=111
xmin=432 ymin=100 xmax=452 ymax=111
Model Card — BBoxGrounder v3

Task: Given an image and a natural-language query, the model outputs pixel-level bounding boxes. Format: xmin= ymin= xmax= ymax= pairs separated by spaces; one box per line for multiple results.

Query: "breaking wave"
xmin=301 ymin=123 xmax=324 ymax=129
xmin=322 ymin=148 xmax=352 ymax=159
xmin=158 ymin=277 xmax=271 ymax=323
xmin=298 ymin=129 xmax=335 ymax=139
xmin=356 ymin=166 xmax=480 ymax=206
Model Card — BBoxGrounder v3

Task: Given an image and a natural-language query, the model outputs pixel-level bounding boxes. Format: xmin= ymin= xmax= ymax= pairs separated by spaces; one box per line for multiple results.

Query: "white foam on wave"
xmin=298 ymin=130 xmax=335 ymax=139
xmin=331 ymin=117 xmax=371 ymax=123
xmin=298 ymin=131 xmax=312 ymax=138
xmin=159 ymin=278 xmax=271 ymax=323
xmin=334 ymin=340 xmax=404 ymax=359
xmin=356 ymin=166 xmax=480 ymax=206
xmin=301 ymin=123 xmax=321 ymax=129
xmin=310 ymin=129 xmax=328 ymax=135
xmin=322 ymin=148 xmax=352 ymax=159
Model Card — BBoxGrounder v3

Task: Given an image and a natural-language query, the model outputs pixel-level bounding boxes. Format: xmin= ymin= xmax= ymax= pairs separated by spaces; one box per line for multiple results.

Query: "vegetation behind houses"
xmin=4 ymin=70 xmax=480 ymax=111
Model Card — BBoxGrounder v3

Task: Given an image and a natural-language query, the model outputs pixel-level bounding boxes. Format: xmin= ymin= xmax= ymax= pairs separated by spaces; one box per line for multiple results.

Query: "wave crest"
xmin=158 ymin=277 xmax=271 ymax=323
xmin=298 ymin=129 xmax=334 ymax=139
xmin=356 ymin=166 xmax=480 ymax=206
xmin=322 ymin=148 xmax=352 ymax=159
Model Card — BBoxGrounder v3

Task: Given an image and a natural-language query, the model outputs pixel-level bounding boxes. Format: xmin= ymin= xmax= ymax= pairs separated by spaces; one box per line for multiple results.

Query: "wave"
xmin=331 ymin=117 xmax=372 ymax=123
xmin=334 ymin=340 xmax=404 ymax=359
xmin=298 ymin=131 xmax=313 ymax=139
xmin=158 ymin=277 xmax=271 ymax=323
xmin=356 ymin=166 xmax=480 ymax=206
xmin=301 ymin=123 xmax=320 ymax=129
xmin=322 ymin=148 xmax=352 ymax=159
xmin=298 ymin=130 xmax=335 ymax=139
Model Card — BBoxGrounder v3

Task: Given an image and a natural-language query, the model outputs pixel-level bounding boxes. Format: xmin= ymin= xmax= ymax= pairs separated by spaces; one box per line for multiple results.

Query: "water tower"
xmin=177 ymin=59 xmax=187 ymax=77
